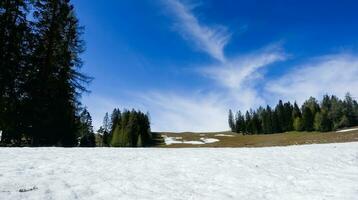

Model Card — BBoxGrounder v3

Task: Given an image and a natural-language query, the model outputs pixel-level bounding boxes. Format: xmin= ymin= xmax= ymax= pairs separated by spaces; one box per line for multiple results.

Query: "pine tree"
xmin=283 ymin=102 xmax=293 ymax=131
xmin=314 ymin=110 xmax=331 ymax=132
xmin=25 ymin=0 xmax=90 ymax=146
xmin=0 ymin=0 xmax=32 ymax=144
xmin=110 ymin=109 xmax=151 ymax=147
xmin=78 ymin=108 xmax=95 ymax=147
xmin=343 ymin=93 xmax=355 ymax=126
xmin=275 ymin=100 xmax=285 ymax=132
xmin=293 ymin=117 xmax=303 ymax=131
xmin=245 ymin=111 xmax=252 ymax=134
xmin=102 ymin=112 xmax=110 ymax=146
xmin=228 ymin=109 xmax=235 ymax=132
xmin=261 ymin=106 xmax=273 ymax=134
xmin=302 ymin=106 xmax=314 ymax=131
xmin=292 ymin=102 xmax=302 ymax=119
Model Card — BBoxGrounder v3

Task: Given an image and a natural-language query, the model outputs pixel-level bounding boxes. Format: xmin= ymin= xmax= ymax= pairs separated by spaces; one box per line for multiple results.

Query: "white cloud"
xmin=201 ymin=45 xmax=287 ymax=110
xmin=266 ymin=53 xmax=358 ymax=104
xmin=164 ymin=0 xmax=230 ymax=62
xmin=129 ymin=46 xmax=286 ymax=132
xmin=202 ymin=45 xmax=286 ymax=90
xmin=138 ymin=91 xmax=229 ymax=132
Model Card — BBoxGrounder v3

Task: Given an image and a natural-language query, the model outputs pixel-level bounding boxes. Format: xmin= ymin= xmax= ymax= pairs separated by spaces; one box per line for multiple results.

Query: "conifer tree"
xmin=0 ymin=0 xmax=32 ymax=144
xmin=293 ymin=117 xmax=303 ymax=131
xmin=302 ymin=106 xmax=314 ymax=131
xmin=228 ymin=109 xmax=235 ymax=132
xmin=78 ymin=108 xmax=95 ymax=147
xmin=102 ymin=112 xmax=110 ymax=146
xmin=26 ymin=0 xmax=90 ymax=146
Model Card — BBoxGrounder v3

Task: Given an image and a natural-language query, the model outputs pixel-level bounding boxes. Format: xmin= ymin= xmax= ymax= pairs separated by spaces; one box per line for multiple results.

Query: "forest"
xmin=229 ymin=94 xmax=358 ymax=134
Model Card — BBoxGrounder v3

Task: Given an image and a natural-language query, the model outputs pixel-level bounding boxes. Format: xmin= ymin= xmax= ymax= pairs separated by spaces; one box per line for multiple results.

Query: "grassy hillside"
xmin=153 ymin=128 xmax=358 ymax=148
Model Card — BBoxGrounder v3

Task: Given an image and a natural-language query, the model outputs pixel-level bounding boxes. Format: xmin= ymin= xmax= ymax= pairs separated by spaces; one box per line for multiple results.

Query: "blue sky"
xmin=72 ymin=0 xmax=358 ymax=132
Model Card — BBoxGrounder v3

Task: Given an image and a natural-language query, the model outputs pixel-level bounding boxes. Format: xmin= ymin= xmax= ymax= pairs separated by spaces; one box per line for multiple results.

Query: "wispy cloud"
xmin=138 ymin=91 xmax=229 ymax=132
xmin=133 ymin=45 xmax=287 ymax=132
xmin=164 ymin=0 xmax=230 ymax=62
xmin=202 ymin=45 xmax=287 ymax=90
xmin=266 ymin=53 xmax=358 ymax=104
xmin=200 ymin=45 xmax=287 ymax=109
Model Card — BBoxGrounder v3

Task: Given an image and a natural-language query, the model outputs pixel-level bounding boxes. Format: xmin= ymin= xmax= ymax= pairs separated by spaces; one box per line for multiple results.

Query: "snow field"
xmin=0 ymin=142 xmax=357 ymax=200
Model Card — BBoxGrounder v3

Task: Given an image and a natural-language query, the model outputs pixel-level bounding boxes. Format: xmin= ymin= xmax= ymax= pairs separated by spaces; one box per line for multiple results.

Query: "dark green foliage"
xmin=292 ymin=102 xmax=302 ymax=119
xmin=228 ymin=109 xmax=235 ymax=132
xmin=234 ymin=111 xmax=245 ymax=133
xmin=78 ymin=108 xmax=95 ymax=147
xmin=101 ymin=112 xmax=110 ymax=146
xmin=0 ymin=0 xmax=33 ymax=144
xmin=302 ymin=106 xmax=314 ymax=131
xmin=229 ymin=93 xmax=358 ymax=135
xmin=0 ymin=0 xmax=90 ymax=146
xmin=261 ymin=106 xmax=273 ymax=134
xmin=293 ymin=117 xmax=303 ymax=131
xmin=110 ymin=109 xmax=151 ymax=147
xmin=314 ymin=110 xmax=331 ymax=132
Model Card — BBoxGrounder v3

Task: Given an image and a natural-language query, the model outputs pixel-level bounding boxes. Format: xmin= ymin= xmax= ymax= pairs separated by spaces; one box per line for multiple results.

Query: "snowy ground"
xmin=0 ymin=143 xmax=357 ymax=200
xmin=163 ymin=135 xmax=219 ymax=145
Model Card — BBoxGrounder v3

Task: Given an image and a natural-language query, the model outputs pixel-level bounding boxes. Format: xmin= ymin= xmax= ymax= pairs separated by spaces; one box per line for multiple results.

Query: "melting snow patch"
xmin=215 ymin=134 xmax=234 ymax=137
xmin=200 ymin=138 xmax=220 ymax=144
xmin=183 ymin=141 xmax=204 ymax=145
xmin=163 ymin=135 xmax=219 ymax=145
xmin=336 ymin=128 xmax=358 ymax=133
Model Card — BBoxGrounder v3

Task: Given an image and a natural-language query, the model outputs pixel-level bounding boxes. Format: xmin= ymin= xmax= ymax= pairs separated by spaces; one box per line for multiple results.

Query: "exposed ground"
xmin=1 ymin=142 xmax=357 ymax=199
xmin=153 ymin=127 xmax=358 ymax=148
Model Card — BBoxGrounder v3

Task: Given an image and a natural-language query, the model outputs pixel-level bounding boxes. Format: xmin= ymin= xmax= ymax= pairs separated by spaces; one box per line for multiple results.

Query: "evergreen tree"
xmin=275 ymin=100 xmax=285 ymax=132
xmin=26 ymin=0 xmax=90 ymax=146
xmin=228 ymin=109 xmax=235 ymax=132
xmin=228 ymin=93 xmax=356 ymax=134
xmin=328 ymin=95 xmax=344 ymax=129
xmin=261 ymin=106 xmax=273 ymax=134
xmin=245 ymin=111 xmax=252 ymax=134
xmin=343 ymin=93 xmax=355 ymax=126
xmin=293 ymin=117 xmax=303 ymax=131
xmin=0 ymin=0 xmax=32 ymax=144
xmin=302 ymin=106 xmax=314 ymax=131
xmin=283 ymin=102 xmax=293 ymax=131
xmin=271 ymin=109 xmax=280 ymax=133
xmin=314 ymin=110 xmax=331 ymax=132
xmin=292 ymin=102 xmax=302 ymax=119
xmin=338 ymin=115 xmax=350 ymax=128
xmin=102 ymin=112 xmax=110 ymax=146
xmin=110 ymin=109 xmax=151 ymax=147
xmin=78 ymin=108 xmax=95 ymax=147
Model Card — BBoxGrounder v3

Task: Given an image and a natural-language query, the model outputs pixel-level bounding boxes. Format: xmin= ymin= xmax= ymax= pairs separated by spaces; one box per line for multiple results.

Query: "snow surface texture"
xmin=163 ymin=135 xmax=219 ymax=145
xmin=0 ymin=142 xmax=358 ymax=200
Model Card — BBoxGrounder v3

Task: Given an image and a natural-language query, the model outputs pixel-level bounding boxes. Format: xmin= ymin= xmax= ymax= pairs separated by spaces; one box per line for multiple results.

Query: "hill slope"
xmin=155 ymin=127 xmax=358 ymax=147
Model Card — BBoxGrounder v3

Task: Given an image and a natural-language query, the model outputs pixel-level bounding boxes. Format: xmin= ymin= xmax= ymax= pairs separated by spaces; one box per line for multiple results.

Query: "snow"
xmin=163 ymin=135 xmax=219 ymax=145
xmin=215 ymin=133 xmax=234 ymax=137
xmin=0 ymin=142 xmax=357 ymax=199
xmin=200 ymin=137 xmax=220 ymax=143
xmin=336 ymin=128 xmax=358 ymax=133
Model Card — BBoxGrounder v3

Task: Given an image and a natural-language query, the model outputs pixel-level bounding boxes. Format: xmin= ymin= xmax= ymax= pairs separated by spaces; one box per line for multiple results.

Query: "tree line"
xmin=228 ymin=93 xmax=358 ymax=134
xmin=0 ymin=0 xmax=91 ymax=146
xmin=97 ymin=109 xmax=152 ymax=147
